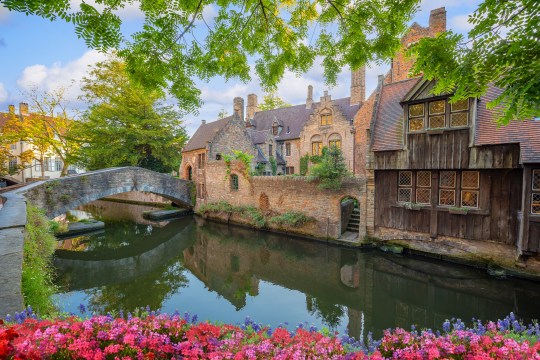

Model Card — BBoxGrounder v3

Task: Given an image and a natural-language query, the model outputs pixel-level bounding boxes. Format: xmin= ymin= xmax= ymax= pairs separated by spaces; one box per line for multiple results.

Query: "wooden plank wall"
xmin=374 ymin=130 xmax=520 ymax=170
xmin=375 ymin=169 xmax=522 ymax=244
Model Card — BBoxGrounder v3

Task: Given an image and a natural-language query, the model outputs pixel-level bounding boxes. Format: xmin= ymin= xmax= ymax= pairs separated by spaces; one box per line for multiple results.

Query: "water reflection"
xmin=54 ymin=201 xmax=540 ymax=338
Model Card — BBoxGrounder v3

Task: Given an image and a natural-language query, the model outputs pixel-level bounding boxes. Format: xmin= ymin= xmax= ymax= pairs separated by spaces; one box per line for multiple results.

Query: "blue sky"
xmin=0 ymin=0 xmax=481 ymax=135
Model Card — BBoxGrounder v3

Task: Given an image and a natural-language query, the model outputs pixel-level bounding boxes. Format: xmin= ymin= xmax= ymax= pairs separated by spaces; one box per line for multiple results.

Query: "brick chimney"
xmin=350 ymin=67 xmax=365 ymax=105
xmin=233 ymin=97 xmax=244 ymax=121
xmin=246 ymin=94 xmax=258 ymax=120
xmin=429 ymin=7 xmax=447 ymax=35
xmin=306 ymin=85 xmax=313 ymax=109
xmin=19 ymin=102 xmax=28 ymax=115
xmin=8 ymin=105 xmax=15 ymax=114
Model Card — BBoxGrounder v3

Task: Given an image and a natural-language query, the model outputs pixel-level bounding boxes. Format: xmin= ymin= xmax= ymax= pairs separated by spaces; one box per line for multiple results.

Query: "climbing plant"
xmin=269 ymin=157 xmax=277 ymax=176
xmin=223 ymin=150 xmax=254 ymax=180
xmin=299 ymin=154 xmax=309 ymax=176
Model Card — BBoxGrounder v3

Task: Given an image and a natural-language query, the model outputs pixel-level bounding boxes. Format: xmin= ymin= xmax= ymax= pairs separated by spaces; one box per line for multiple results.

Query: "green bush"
xmin=310 ymin=146 xmax=350 ymax=190
xmin=269 ymin=211 xmax=314 ymax=227
xmin=22 ymin=205 xmax=58 ymax=315
xmin=269 ymin=156 xmax=277 ymax=176
xmin=299 ymin=154 xmax=309 ymax=176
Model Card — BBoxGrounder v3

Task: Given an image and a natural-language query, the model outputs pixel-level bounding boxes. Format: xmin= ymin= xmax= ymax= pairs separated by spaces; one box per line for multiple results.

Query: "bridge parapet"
xmin=24 ymin=167 xmax=194 ymax=218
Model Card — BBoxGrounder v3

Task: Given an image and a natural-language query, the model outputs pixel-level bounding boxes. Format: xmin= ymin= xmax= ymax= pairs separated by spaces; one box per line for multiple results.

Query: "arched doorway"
xmin=186 ymin=165 xmax=193 ymax=181
xmin=340 ymin=196 xmax=360 ymax=236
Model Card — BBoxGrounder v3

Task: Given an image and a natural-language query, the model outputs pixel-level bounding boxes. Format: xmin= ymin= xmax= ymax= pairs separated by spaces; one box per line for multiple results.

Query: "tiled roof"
xmin=247 ymin=129 xmax=270 ymax=144
xmin=371 ymin=78 xmax=422 ymax=151
xmin=256 ymin=147 xmax=267 ymax=163
xmin=475 ymin=85 xmax=540 ymax=163
xmin=276 ymin=152 xmax=286 ymax=165
xmin=250 ymin=97 xmax=360 ymax=141
xmin=183 ymin=116 xmax=232 ymax=152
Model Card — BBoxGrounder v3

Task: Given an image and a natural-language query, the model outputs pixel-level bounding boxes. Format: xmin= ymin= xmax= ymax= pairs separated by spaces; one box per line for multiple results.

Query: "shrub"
xmin=269 ymin=156 xmax=277 ymax=175
xmin=299 ymin=154 xmax=309 ymax=176
xmin=310 ymin=146 xmax=350 ymax=190
xmin=22 ymin=205 xmax=58 ymax=315
xmin=269 ymin=211 xmax=314 ymax=227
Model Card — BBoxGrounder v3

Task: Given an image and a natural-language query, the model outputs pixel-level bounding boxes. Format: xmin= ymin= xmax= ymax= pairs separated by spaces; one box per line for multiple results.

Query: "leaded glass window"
xmin=416 ymin=171 xmax=431 ymax=204
xmin=398 ymin=171 xmax=412 ymax=203
xmin=532 ymin=170 xmax=540 ymax=214
xmin=408 ymin=104 xmax=424 ymax=132
xmin=450 ymin=99 xmax=469 ymax=127
xmin=439 ymin=171 xmax=456 ymax=206
xmin=461 ymin=171 xmax=479 ymax=208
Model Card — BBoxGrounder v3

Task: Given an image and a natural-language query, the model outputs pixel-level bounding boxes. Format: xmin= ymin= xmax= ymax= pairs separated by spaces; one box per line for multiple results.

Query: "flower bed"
xmin=1 ymin=309 xmax=539 ymax=359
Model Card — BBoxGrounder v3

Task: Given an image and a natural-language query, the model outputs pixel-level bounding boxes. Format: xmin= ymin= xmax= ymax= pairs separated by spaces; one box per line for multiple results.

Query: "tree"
xmin=408 ymin=0 xmax=540 ymax=124
xmin=2 ymin=0 xmax=419 ymax=114
xmin=23 ymin=87 xmax=79 ymax=176
xmin=217 ymin=109 xmax=229 ymax=119
xmin=259 ymin=92 xmax=291 ymax=111
xmin=73 ymin=57 xmax=188 ymax=173
xmin=310 ymin=146 xmax=349 ymax=189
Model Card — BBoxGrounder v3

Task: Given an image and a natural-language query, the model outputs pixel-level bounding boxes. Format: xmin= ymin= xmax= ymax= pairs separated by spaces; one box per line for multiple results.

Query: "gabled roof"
xmin=183 ymin=116 xmax=233 ymax=152
xmin=371 ymin=77 xmax=422 ymax=151
xmin=250 ymin=97 xmax=361 ymax=141
xmin=475 ymin=85 xmax=540 ymax=164
xmin=247 ymin=129 xmax=270 ymax=145
xmin=256 ymin=147 xmax=267 ymax=163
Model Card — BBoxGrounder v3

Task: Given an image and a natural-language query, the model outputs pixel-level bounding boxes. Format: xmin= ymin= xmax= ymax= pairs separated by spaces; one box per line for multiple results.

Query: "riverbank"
xmin=1 ymin=310 xmax=538 ymax=359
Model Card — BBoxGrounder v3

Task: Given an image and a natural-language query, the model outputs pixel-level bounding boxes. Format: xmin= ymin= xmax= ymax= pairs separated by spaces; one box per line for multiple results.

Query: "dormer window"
xmin=407 ymin=98 xmax=470 ymax=133
xmin=320 ymin=109 xmax=332 ymax=126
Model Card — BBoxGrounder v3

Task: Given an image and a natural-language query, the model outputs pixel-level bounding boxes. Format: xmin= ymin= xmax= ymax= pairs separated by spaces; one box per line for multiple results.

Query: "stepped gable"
xmin=371 ymin=77 xmax=422 ymax=151
xmin=250 ymin=97 xmax=361 ymax=140
xmin=475 ymin=85 xmax=540 ymax=163
xmin=183 ymin=116 xmax=233 ymax=151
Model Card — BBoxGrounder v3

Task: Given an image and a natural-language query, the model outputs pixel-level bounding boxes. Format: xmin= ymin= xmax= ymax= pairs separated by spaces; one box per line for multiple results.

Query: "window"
xmin=450 ymin=99 xmax=469 ymax=127
xmin=8 ymin=157 xmax=17 ymax=172
xmin=428 ymin=100 xmax=445 ymax=129
xmin=285 ymin=143 xmax=291 ymax=156
xmin=312 ymin=142 xmax=323 ymax=156
xmin=408 ymin=103 xmax=424 ymax=132
xmin=320 ymin=110 xmax=332 ymax=126
xmin=461 ymin=171 xmax=479 ymax=208
xmin=44 ymin=157 xmax=53 ymax=172
xmin=230 ymin=174 xmax=239 ymax=191
xmin=286 ymin=126 xmax=290 ymax=134
xmin=35 ymin=160 xmax=41 ymax=172
xmin=416 ymin=171 xmax=432 ymax=204
xmin=10 ymin=144 xmax=16 ymax=150
xmin=329 ymin=139 xmax=341 ymax=149
xmin=55 ymin=158 xmax=63 ymax=172
xmin=269 ymin=144 xmax=273 ymax=157
xmin=215 ymin=153 xmax=222 ymax=160
xmin=187 ymin=166 xmax=192 ymax=181
xmin=286 ymin=166 xmax=294 ymax=175
xmin=439 ymin=171 xmax=456 ymax=206
xmin=532 ymin=170 xmax=540 ymax=214
xmin=398 ymin=171 xmax=413 ymax=203
xmin=197 ymin=153 xmax=205 ymax=169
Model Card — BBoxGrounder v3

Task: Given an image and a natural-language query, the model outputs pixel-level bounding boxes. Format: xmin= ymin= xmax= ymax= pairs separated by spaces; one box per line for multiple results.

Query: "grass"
xmin=269 ymin=211 xmax=314 ymax=227
xmin=22 ymin=205 xmax=58 ymax=316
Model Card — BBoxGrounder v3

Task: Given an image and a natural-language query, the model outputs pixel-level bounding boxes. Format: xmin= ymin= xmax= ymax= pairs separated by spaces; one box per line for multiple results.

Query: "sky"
xmin=0 ymin=0 xmax=482 ymax=136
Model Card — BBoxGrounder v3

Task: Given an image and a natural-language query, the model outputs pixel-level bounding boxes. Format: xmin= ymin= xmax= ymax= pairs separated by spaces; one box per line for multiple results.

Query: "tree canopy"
xmin=73 ymin=57 xmax=188 ymax=173
xmin=2 ymin=0 xmax=418 ymax=114
xmin=408 ymin=0 xmax=540 ymax=124
xmin=258 ymin=92 xmax=291 ymax=111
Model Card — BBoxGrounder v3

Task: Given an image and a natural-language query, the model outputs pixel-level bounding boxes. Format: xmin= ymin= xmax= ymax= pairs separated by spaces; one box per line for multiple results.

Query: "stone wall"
xmin=282 ymin=138 xmax=302 ymax=174
xmin=199 ymin=161 xmax=366 ymax=239
xmin=105 ymin=191 xmax=170 ymax=205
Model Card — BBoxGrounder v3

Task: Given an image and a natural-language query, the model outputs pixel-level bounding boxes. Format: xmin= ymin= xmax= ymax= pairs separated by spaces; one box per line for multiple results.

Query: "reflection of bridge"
xmin=0 ymin=167 xmax=193 ymax=317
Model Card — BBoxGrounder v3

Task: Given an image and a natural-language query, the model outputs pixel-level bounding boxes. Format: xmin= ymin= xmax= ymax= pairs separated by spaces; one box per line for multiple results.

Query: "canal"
xmin=53 ymin=200 xmax=540 ymax=339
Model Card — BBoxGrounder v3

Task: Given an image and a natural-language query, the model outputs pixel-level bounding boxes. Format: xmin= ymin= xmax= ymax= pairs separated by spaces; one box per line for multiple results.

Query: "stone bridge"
xmin=0 ymin=167 xmax=193 ymax=317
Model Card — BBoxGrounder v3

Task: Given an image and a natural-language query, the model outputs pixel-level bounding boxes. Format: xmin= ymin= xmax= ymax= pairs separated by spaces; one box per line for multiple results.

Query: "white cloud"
xmin=0 ymin=5 xmax=10 ymax=23
xmin=449 ymin=14 xmax=474 ymax=33
xmin=69 ymin=0 xmax=144 ymax=21
xmin=0 ymin=83 xmax=8 ymax=102
xmin=17 ymin=50 xmax=108 ymax=104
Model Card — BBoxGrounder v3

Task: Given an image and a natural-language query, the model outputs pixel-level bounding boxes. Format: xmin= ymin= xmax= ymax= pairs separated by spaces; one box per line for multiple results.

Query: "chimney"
xmin=350 ymin=66 xmax=366 ymax=105
xmin=8 ymin=105 xmax=15 ymax=114
xmin=19 ymin=102 xmax=28 ymax=115
xmin=246 ymin=94 xmax=258 ymax=121
xmin=429 ymin=7 xmax=446 ymax=35
xmin=306 ymin=85 xmax=313 ymax=109
xmin=201 ymin=119 xmax=206 ymax=125
xmin=233 ymin=97 xmax=244 ymax=121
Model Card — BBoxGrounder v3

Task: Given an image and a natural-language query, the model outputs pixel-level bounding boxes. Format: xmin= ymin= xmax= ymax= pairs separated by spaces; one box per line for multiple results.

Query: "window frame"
xmin=285 ymin=142 xmax=291 ymax=156
xmin=320 ymin=110 xmax=333 ymax=126
xmin=311 ymin=141 xmax=323 ymax=156
xmin=438 ymin=171 xmax=457 ymax=207
xmin=460 ymin=171 xmax=479 ymax=208
xmin=230 ymin=174 xmax=239 ymax=191
xmin=415 ymin=171 xmax=432 ymax=205
xmin=329 ymin=139 xmax=342 ymax=149
xmin=532 ymin=170 xmax=540 ymax=215
xmin=397 ymin=171 xmax=413 ymax=203
xmin=407 ymin=98 xmax=470 ymax=133
xmin=285 ymin=166 xmax=294 ymax=175
xmin=408 ymin=103 xmax=425 ymax=132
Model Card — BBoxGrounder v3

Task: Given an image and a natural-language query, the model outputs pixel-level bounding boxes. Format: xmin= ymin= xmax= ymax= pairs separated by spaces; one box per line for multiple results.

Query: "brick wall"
xmin=199 ymin=160 xmax=366 ymax=239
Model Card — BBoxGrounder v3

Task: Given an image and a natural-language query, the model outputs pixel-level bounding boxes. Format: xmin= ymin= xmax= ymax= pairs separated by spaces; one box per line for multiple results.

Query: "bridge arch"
xmin=23 ymin=167 xmax=194 ymax=218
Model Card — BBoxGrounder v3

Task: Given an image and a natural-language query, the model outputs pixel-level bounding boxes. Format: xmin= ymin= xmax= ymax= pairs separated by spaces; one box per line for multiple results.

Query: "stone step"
xmin=350 ymin=214 xmax=360 ymax=220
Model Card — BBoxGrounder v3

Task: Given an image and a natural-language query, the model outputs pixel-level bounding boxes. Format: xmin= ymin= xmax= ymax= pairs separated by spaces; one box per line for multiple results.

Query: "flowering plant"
xmin=1 ymin=309 xmax=539 ymax=359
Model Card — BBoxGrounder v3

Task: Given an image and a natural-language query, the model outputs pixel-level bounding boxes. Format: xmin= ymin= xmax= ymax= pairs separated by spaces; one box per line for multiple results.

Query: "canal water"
xmin=53 ymin=200 xmax=540 ymax=339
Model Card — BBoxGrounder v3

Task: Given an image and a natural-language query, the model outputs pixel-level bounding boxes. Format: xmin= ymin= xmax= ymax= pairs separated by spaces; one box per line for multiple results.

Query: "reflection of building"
xmin=0 ymin=103 xmax=83 ymax=184
xmin=183 ymin=220 xmax=540 ymax=338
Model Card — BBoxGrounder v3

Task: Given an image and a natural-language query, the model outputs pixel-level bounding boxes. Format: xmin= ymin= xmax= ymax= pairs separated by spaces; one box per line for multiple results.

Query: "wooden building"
xmin=367 ymin=77 xmax=540 ymax=255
